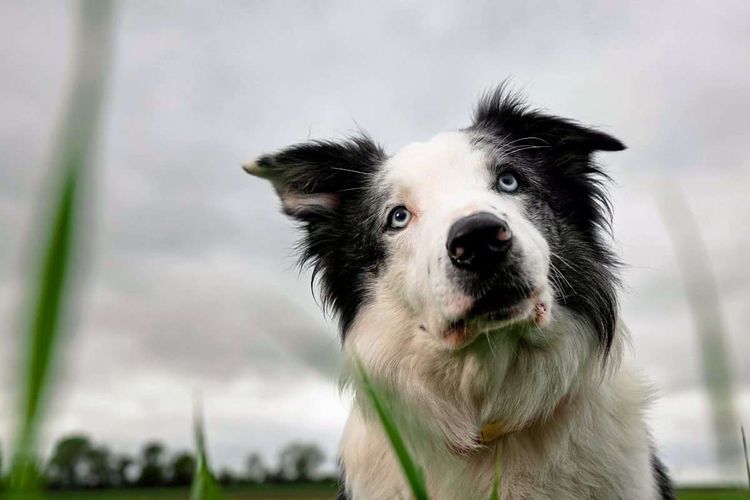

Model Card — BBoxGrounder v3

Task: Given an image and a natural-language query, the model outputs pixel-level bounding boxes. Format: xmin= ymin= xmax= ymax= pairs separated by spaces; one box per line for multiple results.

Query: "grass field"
xmin=676 ymin=489 xmax=750 ymax=500
xmin=47 ymin=484 xmax=337 ymax=500
xmin=42 ymin=486 xmax=749 ymax=500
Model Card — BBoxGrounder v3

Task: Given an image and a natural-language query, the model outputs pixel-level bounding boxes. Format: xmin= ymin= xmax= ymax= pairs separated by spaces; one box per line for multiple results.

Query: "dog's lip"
xmin=441 ymin=289 xmax=541 ymax=346
xmin=445 ymin=299 xmax=528 ymax=333
xmin=468 ymin=287 xmax=539 ymax=322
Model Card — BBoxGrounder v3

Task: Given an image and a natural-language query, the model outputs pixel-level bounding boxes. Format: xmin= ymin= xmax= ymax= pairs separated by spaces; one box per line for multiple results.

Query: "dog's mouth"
xmin=441 ymin=286 xmax=548 ymax=349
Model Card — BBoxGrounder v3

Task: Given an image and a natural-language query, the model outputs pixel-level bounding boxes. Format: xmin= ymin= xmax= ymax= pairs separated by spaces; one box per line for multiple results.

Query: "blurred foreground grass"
xmin=40 ymin=486 xmax=750 ymax=499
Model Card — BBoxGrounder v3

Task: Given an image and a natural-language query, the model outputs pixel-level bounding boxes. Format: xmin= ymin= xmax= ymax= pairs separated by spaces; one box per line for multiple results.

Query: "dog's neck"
xmin=479 ymin=394 xmax=573 ymax=444
xmin=344 ymin=299 xmax=617 ymax=457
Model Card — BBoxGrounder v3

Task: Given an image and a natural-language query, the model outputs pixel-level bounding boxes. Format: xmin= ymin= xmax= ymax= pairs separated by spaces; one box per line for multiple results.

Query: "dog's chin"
xmin=440 ymin=287 xmax=551 ymax=350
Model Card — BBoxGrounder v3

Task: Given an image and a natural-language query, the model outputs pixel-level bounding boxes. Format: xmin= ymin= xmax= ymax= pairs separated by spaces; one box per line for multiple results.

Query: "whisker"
xmin=499 ymin=144 xmax=551 ymax=157
xmin=330 ymin=167 xmax=375 ymax=177
xmin=497 ymin=136 xmax=549 ymax=154
xmin=485 ymin=332 xmax=498 ymax=358
xmin=548 ymin=261 xmax=573 ymax=297
xmin=499 ymin=136 xmax=549 ymax=149
xmin=549 ymin=251 xmax=584 ymax=276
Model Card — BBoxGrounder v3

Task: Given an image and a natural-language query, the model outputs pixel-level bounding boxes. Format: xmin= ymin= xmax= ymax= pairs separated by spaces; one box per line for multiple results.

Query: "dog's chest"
xmin=342 ymin=412 xmax=656 ymax=500
xmin=339 ymin=366 xmax=659 ymax=500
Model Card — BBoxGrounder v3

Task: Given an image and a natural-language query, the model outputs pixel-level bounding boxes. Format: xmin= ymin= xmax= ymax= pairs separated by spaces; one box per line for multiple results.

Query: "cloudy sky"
xmin=1 ymin=0 xmax=749 ymax=483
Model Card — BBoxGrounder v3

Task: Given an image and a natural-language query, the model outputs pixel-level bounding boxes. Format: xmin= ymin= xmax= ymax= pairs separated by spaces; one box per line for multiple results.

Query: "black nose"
xmin=446 ymin=212 xmax=512 ymax=270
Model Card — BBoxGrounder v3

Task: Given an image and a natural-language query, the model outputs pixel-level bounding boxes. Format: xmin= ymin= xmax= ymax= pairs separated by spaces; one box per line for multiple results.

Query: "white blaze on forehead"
xmin=383 ymin=131 xmax=491 ymax=210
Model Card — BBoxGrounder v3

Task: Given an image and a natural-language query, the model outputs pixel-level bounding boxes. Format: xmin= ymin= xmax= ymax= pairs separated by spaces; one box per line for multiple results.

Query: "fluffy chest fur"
xmin=339 ymin=289 xmax=659 ymax=500
xmin=341 ymin=373 xmax=657 ymax=500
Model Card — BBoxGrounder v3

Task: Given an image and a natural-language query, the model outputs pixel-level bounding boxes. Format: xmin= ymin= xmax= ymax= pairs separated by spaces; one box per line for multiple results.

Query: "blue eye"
xmin=497 ymin=172 xmax=519 ymax=193
xmin=388 ymin=206 xmax=412 ymax=230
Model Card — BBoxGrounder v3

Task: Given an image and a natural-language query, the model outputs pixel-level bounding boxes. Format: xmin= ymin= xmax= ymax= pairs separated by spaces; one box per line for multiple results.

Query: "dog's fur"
xmin=245 ymin=87 xmax=674 ymax=499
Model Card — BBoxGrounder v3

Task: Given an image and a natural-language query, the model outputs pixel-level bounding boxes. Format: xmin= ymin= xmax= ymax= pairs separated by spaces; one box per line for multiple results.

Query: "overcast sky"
xmin=1 ymin=0 xmax=749 ymax=483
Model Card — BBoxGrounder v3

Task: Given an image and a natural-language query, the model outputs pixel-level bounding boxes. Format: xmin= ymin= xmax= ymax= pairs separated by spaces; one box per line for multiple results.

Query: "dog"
xmin=244 ymin=87 xmax=674 ymax=499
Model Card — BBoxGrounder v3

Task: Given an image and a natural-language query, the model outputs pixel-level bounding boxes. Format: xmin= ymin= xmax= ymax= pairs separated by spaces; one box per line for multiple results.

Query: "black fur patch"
xmin=651 ymin=453 xmax=676 ymax=499
xmin=255 ymin=136 xmax=388 ymax=333
xmin=468 ymin=86 xmax=625 ymax=353
xmin=336 ymin=473 xmax=350 ymax=500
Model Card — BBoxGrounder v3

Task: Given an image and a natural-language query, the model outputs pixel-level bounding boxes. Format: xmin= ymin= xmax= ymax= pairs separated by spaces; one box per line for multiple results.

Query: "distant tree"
xmin=47 ymin=434 xmax=93 ymax=488
xmin=277 ymin=443 xmax=325 ymax=482
xmin=245 ymin=452 xmax=267 ymax=483
xmin=84 ymin=445 xmax=113 ymax=487
xmin=112 ymin=454 xmax=134 ymax=487
xmin=137 ymin=441 xmax=166 ymax=486
xmin=218 ymin=468 xmax=236 ymax=486
xmin=168 ymin=451 xmax=195 ymax=486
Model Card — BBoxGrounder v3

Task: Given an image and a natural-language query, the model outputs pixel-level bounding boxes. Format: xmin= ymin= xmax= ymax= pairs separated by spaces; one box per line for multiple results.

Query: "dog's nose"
xmin=446 ymin=212 xmax=512 ymax=270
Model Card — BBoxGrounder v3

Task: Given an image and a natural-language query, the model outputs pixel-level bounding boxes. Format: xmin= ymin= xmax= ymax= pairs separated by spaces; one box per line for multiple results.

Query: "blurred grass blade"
xmin=9 ymin=167 xmax=78 ymax=495
xmin=7 ymin=0 xmax=116 ymax=496
xmin=657 ymin=184 xmax=740 ymax=474
xmin=190 ymin=403 xmax=225 ymax=500
xmin=490 ymin=447 xmax=501 ymax=500
xmin=355 ymin=357 xmax=429 ymax=500
xmin=742 ymin=426 xmax=749 ymax=492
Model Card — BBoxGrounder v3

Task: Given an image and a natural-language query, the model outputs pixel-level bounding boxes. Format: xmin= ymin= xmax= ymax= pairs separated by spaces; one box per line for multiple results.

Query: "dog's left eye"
xmin=497 ymin=172 xmax=519 ymax=193
xmin=387 ymin=206 xmax=412 ymax=230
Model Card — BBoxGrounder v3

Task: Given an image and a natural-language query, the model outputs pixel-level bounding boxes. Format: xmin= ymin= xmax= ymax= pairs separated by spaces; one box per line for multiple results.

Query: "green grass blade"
xmin=9 ymin=169 xmax=77 ymax=493
xmin=742 ymin=426 xmax=749 ymax=492
xmin=190 ymin=404 xmax=225 ymax=500
xmin=355 ymin=358 xmax=429 ymax=500
xmin=490 ymin=447 xmax=501 ymax=500
xmin=6 ymin=1 xmax=116 ymax=497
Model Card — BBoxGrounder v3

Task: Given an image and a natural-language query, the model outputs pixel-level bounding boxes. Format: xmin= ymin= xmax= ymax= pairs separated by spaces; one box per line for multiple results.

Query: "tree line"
xmin=0 ymin=434 xmax=331 ymax=490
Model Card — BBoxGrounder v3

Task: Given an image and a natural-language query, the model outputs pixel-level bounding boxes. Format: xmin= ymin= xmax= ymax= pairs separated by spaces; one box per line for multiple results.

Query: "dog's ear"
xmin=510 ymin=114 xmax=625 ymax=153
xmin=245 ymin=136 xmax=387 ymax=329
xmin=243 ymin=136 xmax=386 ymax=220
xmin=472 ymin=88 xmax=626 ymax=154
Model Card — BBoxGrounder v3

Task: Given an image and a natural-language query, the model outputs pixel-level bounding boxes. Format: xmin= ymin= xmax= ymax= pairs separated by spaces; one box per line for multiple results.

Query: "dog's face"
xmin=246 ymin=90 xmax=624 ymax=353
xmin=376 ymin=130 xmax=560 ymax=350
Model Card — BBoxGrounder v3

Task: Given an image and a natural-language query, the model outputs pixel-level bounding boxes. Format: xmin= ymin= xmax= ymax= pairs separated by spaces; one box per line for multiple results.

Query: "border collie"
xmin=244 ymin=87 xmax=674 ymax=499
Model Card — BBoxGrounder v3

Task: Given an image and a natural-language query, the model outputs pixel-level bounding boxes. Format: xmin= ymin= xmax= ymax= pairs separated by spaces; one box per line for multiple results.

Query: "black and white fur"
xmin=244 ymin=88 xmax=674 ymax=499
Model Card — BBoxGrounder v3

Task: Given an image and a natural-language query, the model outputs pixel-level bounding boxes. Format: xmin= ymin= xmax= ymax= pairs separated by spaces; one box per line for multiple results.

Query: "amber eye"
xmin=497 ymin=172 xmax=519 ymax=193
xmin=387 ymin=206 xmax=412 ymax=230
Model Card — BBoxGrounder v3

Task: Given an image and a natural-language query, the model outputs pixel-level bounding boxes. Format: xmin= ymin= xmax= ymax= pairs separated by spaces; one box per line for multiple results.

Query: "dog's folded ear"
xmin=243 ymin=136 xmax=386 ymax=220
xmin=473 ymin=87 xmax=626 ymax=155
xmin=513 ymin=114 xmax=625 ymax=153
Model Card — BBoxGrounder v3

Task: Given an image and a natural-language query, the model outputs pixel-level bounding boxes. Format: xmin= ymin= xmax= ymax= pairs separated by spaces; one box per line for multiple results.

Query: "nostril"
xmin=485 ymin=227 xmax=511 ymax=253
xmin=496 ymin=225 xmax=512 ymax=242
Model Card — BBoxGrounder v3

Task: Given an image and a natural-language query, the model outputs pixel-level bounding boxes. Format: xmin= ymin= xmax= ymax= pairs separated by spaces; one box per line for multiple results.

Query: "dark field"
xmin=676 ymin=489 xmax=750 ymax=500
xmin=47 ymin=484 xmax=336 ymax=500
xmin=44 ymin=486 xmax=748 ymax=499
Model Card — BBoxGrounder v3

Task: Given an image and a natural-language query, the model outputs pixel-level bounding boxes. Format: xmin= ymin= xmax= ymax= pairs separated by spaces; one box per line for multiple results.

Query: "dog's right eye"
xmin=387 ymin=206 xmax=412 ymax=230
xmin=497 ymin=172 xmax=519 ymax=193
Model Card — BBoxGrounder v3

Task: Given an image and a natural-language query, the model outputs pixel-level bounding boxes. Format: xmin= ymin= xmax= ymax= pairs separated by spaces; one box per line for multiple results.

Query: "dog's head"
xmin=246 ymin=88 xmax=624 ymax=353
